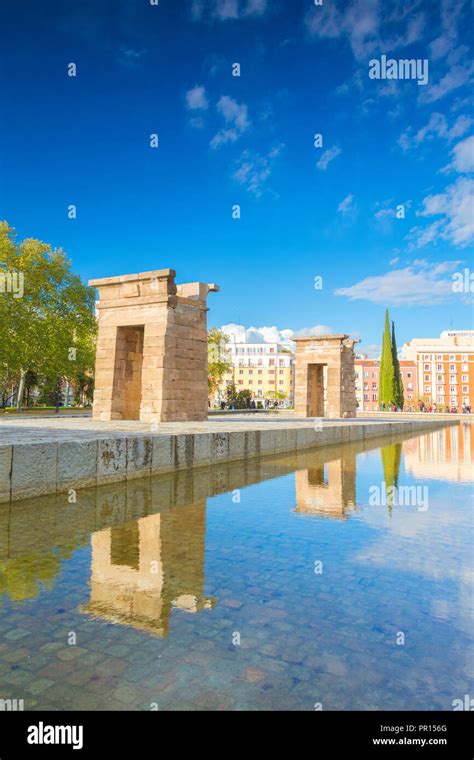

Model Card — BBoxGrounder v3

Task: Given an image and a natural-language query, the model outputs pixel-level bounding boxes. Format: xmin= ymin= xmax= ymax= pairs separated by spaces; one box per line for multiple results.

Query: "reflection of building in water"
xmin=403 ymin=422 xmax=473 ymax=482
xmin=81 ymin=501 xmax=215 ymax=637
xmin=295 ymin=455 xmax=356 ymax=519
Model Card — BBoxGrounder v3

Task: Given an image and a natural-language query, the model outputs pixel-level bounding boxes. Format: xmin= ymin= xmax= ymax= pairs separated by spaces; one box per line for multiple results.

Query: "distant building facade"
xmin=217 ymin=341 xmax=295 ymax=405
xmin=401 ymin=330 xmax=474 ymax=411
xmin=355 ymin=357 xmax=418 ymax=411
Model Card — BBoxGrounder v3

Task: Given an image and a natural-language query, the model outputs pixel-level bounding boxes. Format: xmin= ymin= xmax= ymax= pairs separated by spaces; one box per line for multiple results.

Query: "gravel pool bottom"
xmin=0 ymin=425 xmax=472 ymax=711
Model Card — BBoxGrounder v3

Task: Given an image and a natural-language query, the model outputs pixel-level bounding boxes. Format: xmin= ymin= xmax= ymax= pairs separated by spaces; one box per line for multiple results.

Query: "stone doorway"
xmin=307 ymin=363 xmax=328 ymax=417
xmin=111 ymin=325 xmax=144 ymax=420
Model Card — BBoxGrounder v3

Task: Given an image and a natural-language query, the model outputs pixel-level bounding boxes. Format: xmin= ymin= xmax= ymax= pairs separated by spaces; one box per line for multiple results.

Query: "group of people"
xmin=219 ymin=398 xmax=280 ymax=411
xmin=380 ymin=400 xmax=472 ymax=414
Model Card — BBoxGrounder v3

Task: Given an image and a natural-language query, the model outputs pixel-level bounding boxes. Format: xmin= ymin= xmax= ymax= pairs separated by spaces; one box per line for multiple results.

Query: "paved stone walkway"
xmin=0 ymin=413 xmax=415 ymax=444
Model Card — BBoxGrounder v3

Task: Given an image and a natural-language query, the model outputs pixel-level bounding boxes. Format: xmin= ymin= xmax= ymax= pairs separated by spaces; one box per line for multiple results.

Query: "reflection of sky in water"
xmin=0 ymin=425 xmax=472 ymax=711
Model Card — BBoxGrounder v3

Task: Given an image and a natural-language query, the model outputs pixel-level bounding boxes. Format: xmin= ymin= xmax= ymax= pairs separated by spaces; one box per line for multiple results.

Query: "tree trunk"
xmin=55 ymin=378 xmax=61 ymax=414
xmin=16 ymin=372 xmax=26 ymax=412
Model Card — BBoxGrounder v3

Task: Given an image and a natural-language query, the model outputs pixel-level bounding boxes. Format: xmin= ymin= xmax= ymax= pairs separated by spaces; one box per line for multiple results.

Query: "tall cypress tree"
xmin=391 ymin=320 xmax=404 ymax=409
xmin=378 ymin=309 xmax=396 ymax=409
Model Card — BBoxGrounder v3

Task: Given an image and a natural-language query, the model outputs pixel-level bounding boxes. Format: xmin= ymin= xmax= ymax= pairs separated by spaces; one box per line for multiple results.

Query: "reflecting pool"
xmin=0 ymin=423 xmax=472 ymax=710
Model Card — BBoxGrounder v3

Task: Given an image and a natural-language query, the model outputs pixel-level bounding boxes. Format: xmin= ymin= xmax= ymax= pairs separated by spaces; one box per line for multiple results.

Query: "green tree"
xmin=378 ymin=309 xmax=396 ymax=409
xmin=391 ymin=320 xmax=404 ymax=409
xmin=381 ymin=442 xmax=402 ymax=515
xmin=208 ymin=328 xmax=232 ymax=397
xmin=0 ymin=222 xmax=97 ymax=410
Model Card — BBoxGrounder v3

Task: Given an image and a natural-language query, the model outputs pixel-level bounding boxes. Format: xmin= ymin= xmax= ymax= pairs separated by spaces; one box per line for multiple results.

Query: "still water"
xmin=0 ymin=424 xmax=472 ymax=711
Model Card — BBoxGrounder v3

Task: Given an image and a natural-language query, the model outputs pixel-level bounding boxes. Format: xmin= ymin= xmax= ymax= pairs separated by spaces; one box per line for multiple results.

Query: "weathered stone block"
xmin=0 ymin=445 xmax=12 ymax=504
xmin=126 ymin=436 xmax=153 ymax=479
xmin=57 ymin=440 xmax=98 ymax=491
xmin=97 ymin=438 xmax=127 ymax=484
xmin=151 ymin=435 xmax=175 ymax=473
xmin=11 ymin=443 xmax=58 ymax=501
xmin=211 ymin=432 xmax=229 ymax=460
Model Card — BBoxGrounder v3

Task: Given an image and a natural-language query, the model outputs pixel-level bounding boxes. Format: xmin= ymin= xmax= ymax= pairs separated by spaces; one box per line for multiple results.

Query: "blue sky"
xmin=1 ymin=0 xmax=473 ymax=355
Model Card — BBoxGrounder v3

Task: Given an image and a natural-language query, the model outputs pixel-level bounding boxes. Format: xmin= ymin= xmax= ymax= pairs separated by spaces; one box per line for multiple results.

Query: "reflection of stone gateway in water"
xmin=80 ymin=504 xmax=215 ymax=638
xmin=294 ymin=455 xmax=356 ymax=520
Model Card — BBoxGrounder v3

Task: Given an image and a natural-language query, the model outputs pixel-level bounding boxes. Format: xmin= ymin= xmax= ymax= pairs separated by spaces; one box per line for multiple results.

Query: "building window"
xmin=279 ymin=369 xmax=284 ymax=375
xmin=450 ymin=364 xmax=456 ymax=371
xmin=269 ymin=360 xmax=275 ymax=367
xmin=462 ymin=375 xmax=468 ymax=382
xmin=364 ymin=394 xmax=369 ymax=401
xmin=425 ymin=386 xmax=431 ymax=393
xmin=363 ymin=371 xmax=369 ymax=378
xmin=462 ymin=386 xmax=468 ymax=393
xmin=279 ymin=380 xmax=284 ymax=385
xmin=238 ymin=380 xmax=243 ymax=385
xmin=372 ymin=393 xmax=377 ymax=401
xmin=258 ymin=380 xmax=262 ymax=385
xmin=249 ymin=380 xmax=253 ymax=385
xmin=437 ymin=364 xmax=443 ymax=371
xmin=462 ymin=364 xmax=468 ymax=371
xmin=424 ymin=374 xmax=430 ymax=382
xmin=407 ymin=372 xmax=412 ymax=378
xmin=424 ymin=364 xmax=430 ymax=370
xmin=239 ymin=370 xmax=243 ymax=375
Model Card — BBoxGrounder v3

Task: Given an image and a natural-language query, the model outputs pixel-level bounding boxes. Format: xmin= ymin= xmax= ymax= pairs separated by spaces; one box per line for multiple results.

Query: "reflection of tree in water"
xmin=381 ymin=443 xmax=402 ymax=515
xmin=0 ymin=541 xmax=82 ymax=602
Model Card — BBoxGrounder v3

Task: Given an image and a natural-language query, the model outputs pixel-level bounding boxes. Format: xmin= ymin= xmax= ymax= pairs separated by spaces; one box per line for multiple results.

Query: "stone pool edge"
xmin=0 ymin=418 xmax=458 ymax=503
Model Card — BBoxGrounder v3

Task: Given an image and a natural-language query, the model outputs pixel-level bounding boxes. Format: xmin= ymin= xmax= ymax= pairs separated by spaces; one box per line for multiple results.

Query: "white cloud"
xmin=429 ymin=0 xmax=468 ymax=61
xmin=305 ymin=0 xmax=425 ymax=62
xmin=185 ymin=85 xmax=209 ymax=110
xmin=338 ymin=193 xmax=355 ymax=215
xmin=233 ymin=144 xmax=284 ymax=197
xmin=316 ymin=145 xmax=342 ymax=171
xmin=445 ymin=135 xmax=474 ymax=173
xmin=419 ymin=60 xmax=474 ymax=104
xmin=211 ymin=95 xmax=250 ymax=148
xmin=334 ymin=260 xmax=463 ymax=306
xmin=191 ymin=0 xmax=267 ymax=21
xmin=399 ymin=113 xmax=473 ymax=151
xmin=220 ymin=323 xmax=331 ymax=345
xmin=409 ymin=177 xmax=474 ymax=247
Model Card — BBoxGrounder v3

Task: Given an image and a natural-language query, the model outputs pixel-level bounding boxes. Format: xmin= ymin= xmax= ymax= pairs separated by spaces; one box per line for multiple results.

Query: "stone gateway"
xmin=293 ymin=334 xmax=357 ymax=418
xmin=89 ymin=269 xmax=218 ymax=423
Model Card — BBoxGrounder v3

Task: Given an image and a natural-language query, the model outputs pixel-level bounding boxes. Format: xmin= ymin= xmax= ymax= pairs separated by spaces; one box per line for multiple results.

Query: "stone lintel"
xmin=293 ymin=334 xmax=349 ymax=343
xmin=89 ymin=269 xmax=176 ymax=288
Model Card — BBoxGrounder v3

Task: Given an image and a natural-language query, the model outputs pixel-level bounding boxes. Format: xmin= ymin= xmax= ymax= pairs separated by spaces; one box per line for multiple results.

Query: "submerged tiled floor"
xmin=0 ymin=424 xmax=472 ymax=710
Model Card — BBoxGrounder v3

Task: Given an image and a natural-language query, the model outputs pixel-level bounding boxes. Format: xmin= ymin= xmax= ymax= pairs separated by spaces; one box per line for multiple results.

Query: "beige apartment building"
xmin=402 ymin=330 xmax=474 ymax=411
xmin=217 ymin=341 xmax=295 ymax=406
